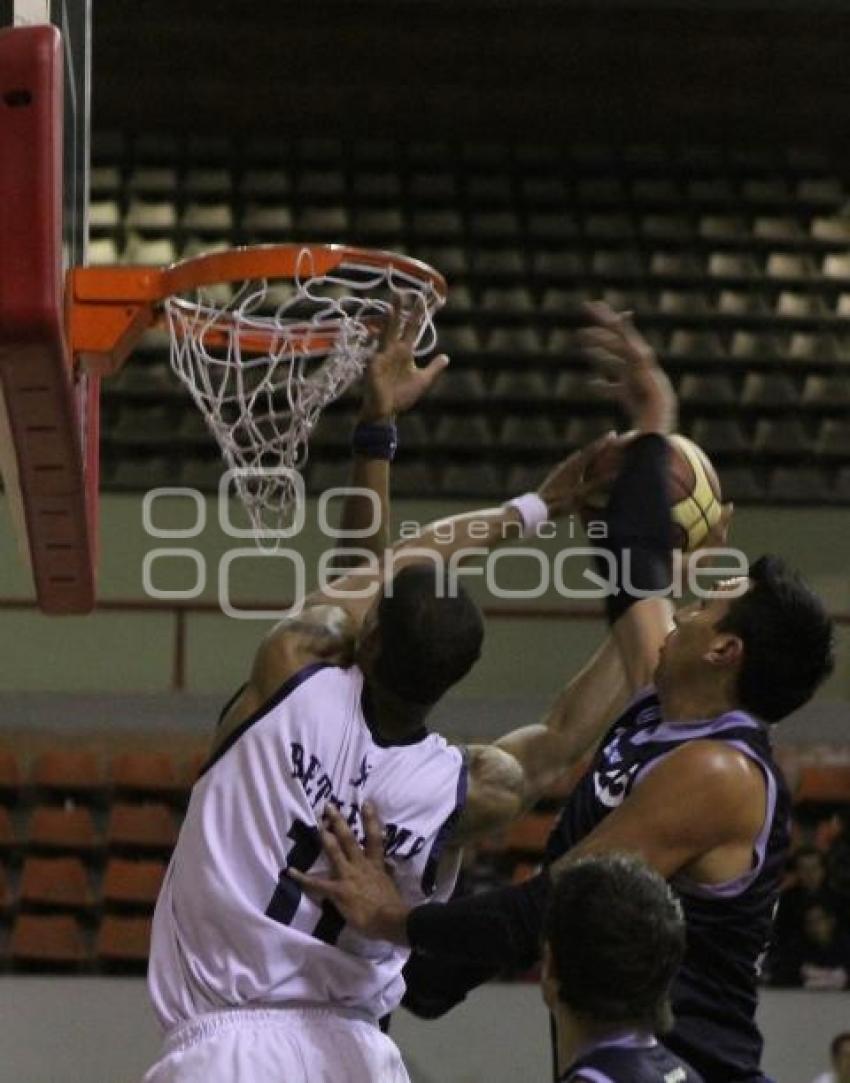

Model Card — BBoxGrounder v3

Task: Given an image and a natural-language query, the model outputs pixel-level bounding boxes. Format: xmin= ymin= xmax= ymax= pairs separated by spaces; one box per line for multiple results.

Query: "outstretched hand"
xmin=361 ymin=298 xmax=449 ymax=422
xmin=578 ymin=301 xmax=677 ymax=435
xmin=537 ymin=430 xmax=623 ymax=517
xmin=289 ymin=802 xmax=411 ymax=944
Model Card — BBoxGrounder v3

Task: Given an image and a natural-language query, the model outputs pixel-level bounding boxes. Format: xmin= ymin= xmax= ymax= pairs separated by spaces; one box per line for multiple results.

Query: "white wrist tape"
xmin=505 ymin=492 xmax=551 ymax=537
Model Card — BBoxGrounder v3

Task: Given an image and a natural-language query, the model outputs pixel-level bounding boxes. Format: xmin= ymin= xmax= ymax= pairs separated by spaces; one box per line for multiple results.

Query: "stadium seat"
xmin=753 ymin=216 xmax=803 ymax=239
xmin=184 ymin=168 xmax=232 ymax=198
xmin=88 ymin=199 xmax=121 ymax=231
xmin=0 ymin=806 xmax=15 ymax=860
xmin=468 ymin=211 xmax=520 ymax=240
xmin=768 ymin=468 xmax=833 ymax=503
xmin=491 ymin=371 xmax=549 ymax=402
xmin=295 ymin=206 xmax=349 ymax=236
xmin=10 ymin=915 xmax=88 ymax=969
xmin=393 ymin=462 xmax=440 ymax=497
xmin=740 ymin=374 xmax=799 ymax=407
xmin=19 ymin=857 xmax=95 ymax=912
xmin=795 ymin=766 xmax=850 ymax=804
xmin=811 ymin=216 xmax=850 ymax=241
xmin=106 ymin=804 xmax=178 ymax=856
xmin=480 ymin=287 xmax=535 ymax=314
xmin=440 ymin=465 xmax=504 ymax=498
xmin=519 ymin=175 xmax=568 ymax=206
xmin=499 ymin=415 xmax=558 ymax=450
xmin=802 ymin=375 xmax=850 ymax=409
xmin=590 ymin=249 xmax=644 ymax=275
xmin=679 ymin=374 xmax=737 ymax=405
xmin=667 ymin=330 xmax=725 ymax=358
xmin=122 ymin=234 xmax=178 ymax=266
xmin=408 ymin=172 xmax=457 ymax=201
xmin=690 ymin=418 xmax=749 ymax=456
xmin=127 ymin=167 xmax=178 ymax=195
xmin=730 ymin=332 xmax=787 ymax=360
xmin=352 ymin=172 xmax=401 ymax=199
xmin=410 ymin=209 xmax=463 ymax=237
xmin=527 ymin=212 xmax=580 ymax=240
xmin=180 ymin=202 xmax=234 ymax=233
xmin=577 ymin=177 xmax=627 ymax=204
xmin=294 ymin=169 xmax=346 ymax=198
xmin=87 ymin=237 xmax=121 ymax=265
xmin=28 ymin=805 xmax=99 ymax=857
xmin=631 ymin=177 xmax=680 ymax=204
xmin=471 ymin=249 xmax=525 ymax=275
xmin=109 ymin=752 xmax=186 ymax=802
xmin=95 ymin=915 xmax=152 ymax=971
xmin=717 ymin=289 xmax=770 ymax=315
xmin=822 ymin=253 xmax=850 ymax=278
xmin=564 ymin=415 xmax=620 ymax=447
xmin=396 ymin=415 xmax=431 ymax=451
xmin=239 ymin=170 xmax=291 ymax=198
xmin=659 ymin=289 xmax=709 ymax=314
xmin=585 ymin=212 xmax=634 ymax=239
xmin=102 ymin=859 xmax=166 ymax=910
xmin=434 ymin=415 xmax=494 ymax=450
xmin=765 ymin=253 xmax=818 ymax=279
xmin=698 ymin=214 xmax=748 ymax=239
xmin=429 ymin=369 xmax=488 ymax=403
xmin=640 ymin=213 xmax=692 ymax=239
xmin=466 ymin=174 xmax=513 ymax=204
xmin=776 ymin=291 xmax=829 ymax=318
xmin=686 ymin=176 xmax=735 ymax=202
xmin=352 ymin=209 xmax=405 ymax=240
xmin=533 ymin=251 xmax=586 ymax=278
xmin=241 ymin=204 xmax=293 ymax=235
xmin=125 ymin=198 xmax=177 ymax=232
xmin=30 ymin=750 xmax=104 ymax=802
xmin=0 ymin=749 xmax=21 ymax=804
xmin=649 ymin=251 xmax=705 ymax=276
xmin=485 ymin=327 xmax=544 ymax=353
xmin=752 ymin=418 xmax=811 ymax=456
xmin=415 ymin=245 xmax=468 ymax=276
xmin=797 ymin=177 xmax=844 ymax=202
xmin=721 ymin=468 xmax=764 ymax=502
xmin=707 ymin=252 xmax=760 ymax=277
xmin=540 ymin=287 xmax=584 ymax=313
xmin=816 ymin=419 xmax=850 ymax=458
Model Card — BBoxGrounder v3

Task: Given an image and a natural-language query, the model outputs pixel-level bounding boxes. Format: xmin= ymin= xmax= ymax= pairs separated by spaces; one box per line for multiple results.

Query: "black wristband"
xmin=588 ymin=433 xmax=674 ymax=626
xmin=352 ymin=421 xmax=398 ymax=461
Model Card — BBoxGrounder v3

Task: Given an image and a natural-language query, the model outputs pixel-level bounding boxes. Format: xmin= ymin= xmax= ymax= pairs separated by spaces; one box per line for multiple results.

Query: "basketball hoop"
xmin=69 ymin=244 xmax=447 ymax=537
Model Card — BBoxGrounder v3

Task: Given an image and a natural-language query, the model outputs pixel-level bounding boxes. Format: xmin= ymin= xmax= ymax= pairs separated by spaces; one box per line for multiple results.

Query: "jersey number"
xmin=265 ymin=819 xmax=345 ymax=945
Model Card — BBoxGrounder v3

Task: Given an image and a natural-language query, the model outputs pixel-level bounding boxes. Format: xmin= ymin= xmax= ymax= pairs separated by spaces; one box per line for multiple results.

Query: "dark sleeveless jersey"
xmin=562 ymin=1033 xmax=704 ymax=1083
xmin=546 ymin=689 xmax=790 ymax=1083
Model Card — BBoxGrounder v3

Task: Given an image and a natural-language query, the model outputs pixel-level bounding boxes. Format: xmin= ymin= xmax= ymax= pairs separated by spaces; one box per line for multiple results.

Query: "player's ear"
xmin=540 ymin=942 xmax=558 ymax=1010
xmin=704 ymin=631 xmax=743 ymax=670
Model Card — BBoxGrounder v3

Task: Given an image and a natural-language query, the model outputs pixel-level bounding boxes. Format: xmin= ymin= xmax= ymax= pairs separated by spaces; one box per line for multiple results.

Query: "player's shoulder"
xmin=637 ymin=737 xmax=765 ymax=812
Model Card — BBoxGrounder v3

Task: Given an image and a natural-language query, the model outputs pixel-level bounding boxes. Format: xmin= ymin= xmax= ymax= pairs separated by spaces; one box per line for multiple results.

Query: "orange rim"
xmin=68 ymin=243 xmax=447 ymax=373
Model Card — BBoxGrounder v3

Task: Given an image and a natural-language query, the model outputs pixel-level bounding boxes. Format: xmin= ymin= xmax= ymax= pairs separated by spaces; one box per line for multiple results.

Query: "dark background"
xmin=90 ymin=0 xmax=850 ymax=149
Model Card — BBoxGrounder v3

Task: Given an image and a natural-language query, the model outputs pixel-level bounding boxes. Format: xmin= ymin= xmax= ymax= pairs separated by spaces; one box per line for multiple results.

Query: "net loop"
xmin=163 ymin=246 xmax=444 ymax=541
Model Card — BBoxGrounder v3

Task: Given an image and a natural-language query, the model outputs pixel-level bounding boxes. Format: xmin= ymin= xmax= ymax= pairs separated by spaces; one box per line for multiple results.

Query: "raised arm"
xmin=336 ymin=299 xmax=448 ymax=563
xmin=577 ymin=301 xmax=679 ymax=692
xmin=453 ymin=636 xmax=628 ymax=843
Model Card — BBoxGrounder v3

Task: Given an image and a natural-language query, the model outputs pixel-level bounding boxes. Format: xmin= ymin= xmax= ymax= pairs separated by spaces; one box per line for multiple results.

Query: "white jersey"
xmin=148 ymin=662 xmax=467 ymax=1031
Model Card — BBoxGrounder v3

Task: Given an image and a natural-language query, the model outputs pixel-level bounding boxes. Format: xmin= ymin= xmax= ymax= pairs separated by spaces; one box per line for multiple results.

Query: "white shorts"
xmin=142 ymin=1006 xmax=411 ymax=1083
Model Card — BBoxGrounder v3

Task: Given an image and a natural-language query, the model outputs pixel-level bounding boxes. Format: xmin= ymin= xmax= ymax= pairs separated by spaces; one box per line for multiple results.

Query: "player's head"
xmin=356 ymin=563 xmax=484 ymax=708
xmin=804 ymin=902 xmax=838 ymax=947
xmin=793 ymin=845 xmax=826 ymax=893
xmin=830 ymin=1032 xmax=850 ymax=1082
xmin=655 ymin=555 xmax=834 ymax=724
xmin=541 ymin=854 xmax=685 ymax=1035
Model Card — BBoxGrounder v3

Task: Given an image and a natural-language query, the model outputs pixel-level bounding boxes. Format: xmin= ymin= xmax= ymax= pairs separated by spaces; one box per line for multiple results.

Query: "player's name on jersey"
xmin=290 ymin=741 xmax=427 ymax=862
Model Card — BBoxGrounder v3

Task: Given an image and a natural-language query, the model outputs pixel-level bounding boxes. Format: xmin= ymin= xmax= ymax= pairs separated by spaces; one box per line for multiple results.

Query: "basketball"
xmin=581 ymin=433 xmax=723 ymax=552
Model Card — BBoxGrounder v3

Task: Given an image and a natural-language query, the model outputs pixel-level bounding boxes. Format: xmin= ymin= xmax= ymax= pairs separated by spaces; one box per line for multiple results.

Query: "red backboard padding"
xmin=0 ymin=26 xmax=95 ymax=613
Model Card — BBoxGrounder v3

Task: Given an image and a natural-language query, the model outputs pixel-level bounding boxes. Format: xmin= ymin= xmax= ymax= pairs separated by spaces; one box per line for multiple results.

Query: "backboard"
xmin=0 ymin=0 xmax=95 ymax=613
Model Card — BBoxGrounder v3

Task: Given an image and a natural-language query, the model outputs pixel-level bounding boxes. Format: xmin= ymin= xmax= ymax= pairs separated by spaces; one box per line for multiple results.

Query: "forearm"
xmin=593 ymin=434 xmax=675 ymax=688
xmin=404 ymin=873 xmax=551 ymax=969
xmin=489 ymin=636 xmax=627 ymax=808
xmin=336 ymin=412 xmax=395 ymax=566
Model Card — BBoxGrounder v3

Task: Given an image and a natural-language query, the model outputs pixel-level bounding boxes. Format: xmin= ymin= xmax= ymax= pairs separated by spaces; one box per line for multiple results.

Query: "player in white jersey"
xmin=144 ymin=305 xmax=625 ymax=1083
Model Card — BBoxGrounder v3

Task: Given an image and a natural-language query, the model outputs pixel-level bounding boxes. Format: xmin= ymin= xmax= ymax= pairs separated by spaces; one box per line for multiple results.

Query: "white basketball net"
xmin=164 ymin=248 xmax=443 ymax=539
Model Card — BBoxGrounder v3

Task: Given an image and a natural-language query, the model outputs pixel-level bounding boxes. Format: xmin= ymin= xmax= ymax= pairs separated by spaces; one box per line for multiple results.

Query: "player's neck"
xmin=362 ymin=677 xmax=430 ymax=742
xmin=656 ymin=675 xmax=739 ymax=725
xmin=556 ymin=1009 xmax=652 ymax=1074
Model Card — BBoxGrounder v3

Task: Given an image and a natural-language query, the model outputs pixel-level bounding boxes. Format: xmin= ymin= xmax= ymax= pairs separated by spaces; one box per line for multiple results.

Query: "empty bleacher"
xmin=90 ymin=135 xmax=850 ymax=502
